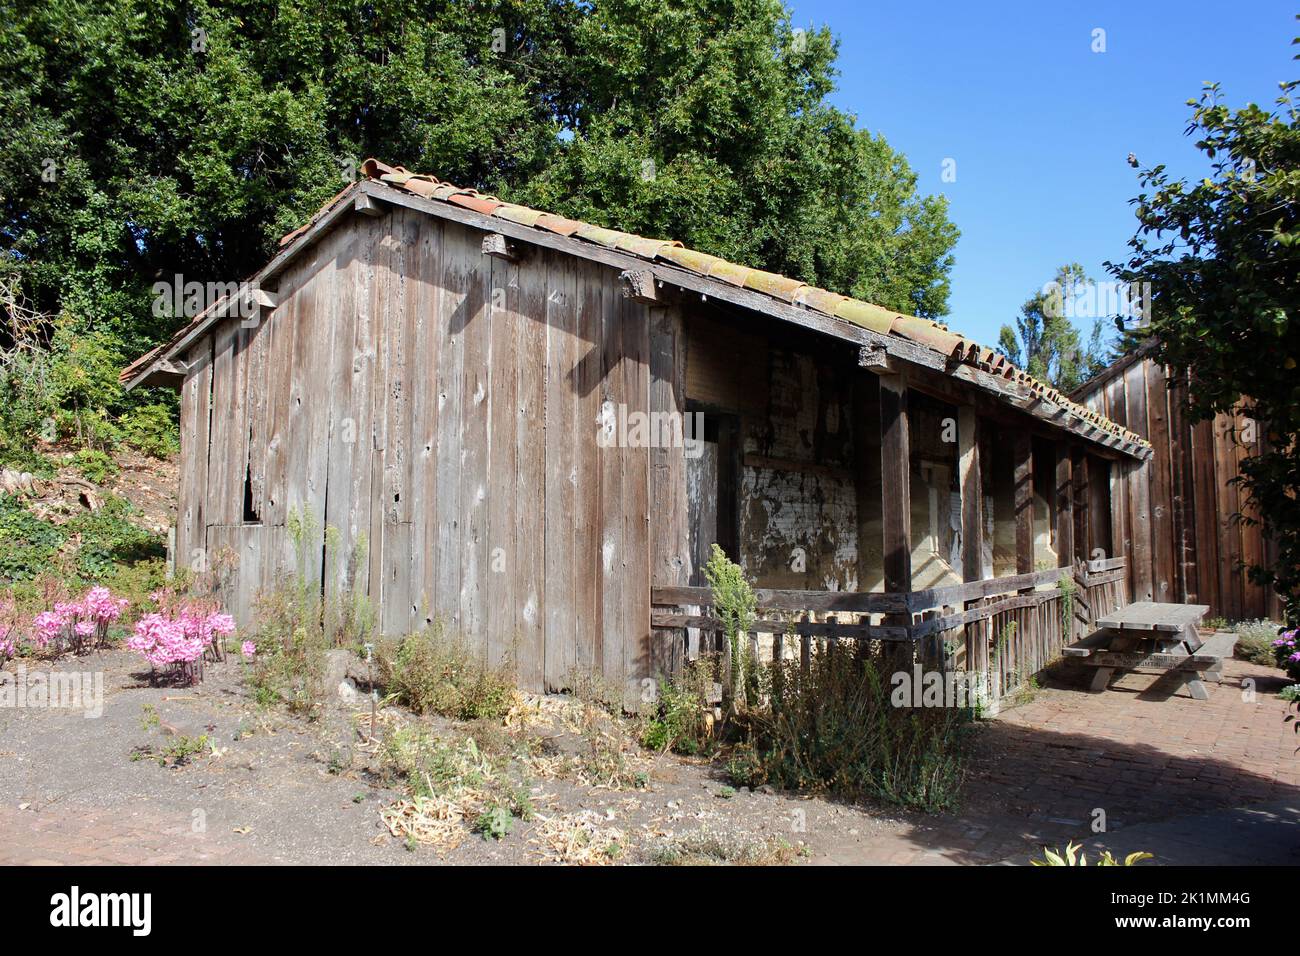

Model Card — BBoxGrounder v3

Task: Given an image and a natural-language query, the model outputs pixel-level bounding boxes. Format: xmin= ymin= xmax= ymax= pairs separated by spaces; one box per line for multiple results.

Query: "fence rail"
xmin=650 ymin=557 xmax=1130 ymax=711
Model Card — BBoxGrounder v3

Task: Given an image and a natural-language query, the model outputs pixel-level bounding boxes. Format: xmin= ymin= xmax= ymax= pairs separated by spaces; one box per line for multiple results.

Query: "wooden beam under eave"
xmin=619 ymin=269 xmax=659 ymax=304
xmin=482 ymin=232 xmax=520 ymax=262
xmin=355 ymin=193 xmax=384 ymax=217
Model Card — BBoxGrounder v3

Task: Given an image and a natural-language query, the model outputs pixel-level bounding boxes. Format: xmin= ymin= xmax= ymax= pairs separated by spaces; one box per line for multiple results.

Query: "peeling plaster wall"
xmin=739 ymin=349 xmax=860 ymax=590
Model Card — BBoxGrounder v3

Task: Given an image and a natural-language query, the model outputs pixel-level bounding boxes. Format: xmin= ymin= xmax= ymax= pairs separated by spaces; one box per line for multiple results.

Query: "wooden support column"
xmin=1013 ymin=431 xmax=1034 ymax=582
xmin=879 ymin=374 xmax=912 ymax=642
xmin=958 ymin=406 xmax=985 ymax=685
xmin=1055 ymin=443 xmax=1074 ymax=569
xmin=959 ymin=407 xmax=983 ymax=584
xmin=1074 ymin=452 xmax=1091 ymax=563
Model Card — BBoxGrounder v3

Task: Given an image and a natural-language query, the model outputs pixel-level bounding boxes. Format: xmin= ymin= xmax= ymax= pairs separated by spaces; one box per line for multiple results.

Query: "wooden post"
xmin=879 ymin=375 xmax=912 ymax=594
xmin=879 ymin=374 xmax=912 ymax=669
xmin=957 ymin=406 xmax=984 ymax=686
xmin=1055 ymin=443 xmax=1074 ymax=569
xmin=1014 ymin=431 xmax=1034 ymax=580
xmin=1074 ymin=452 xmax=1091 ymax=562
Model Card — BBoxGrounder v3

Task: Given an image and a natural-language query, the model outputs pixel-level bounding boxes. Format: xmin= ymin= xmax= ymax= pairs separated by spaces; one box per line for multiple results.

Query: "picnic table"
xmin=1062 ymin=601 xmax=1237 ymax=701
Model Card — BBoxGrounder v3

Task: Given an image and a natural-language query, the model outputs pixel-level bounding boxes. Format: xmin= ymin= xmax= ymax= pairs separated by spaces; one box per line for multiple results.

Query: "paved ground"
xmin=818 ymin=657 xmax=1300 ymax=864
xmin=1 ymin=651 xmax=1296 ymax=865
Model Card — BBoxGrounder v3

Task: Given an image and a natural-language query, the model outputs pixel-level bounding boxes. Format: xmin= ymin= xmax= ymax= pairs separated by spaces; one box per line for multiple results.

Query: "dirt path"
xmin=1 ymin=651 xmax=1295 ymax=866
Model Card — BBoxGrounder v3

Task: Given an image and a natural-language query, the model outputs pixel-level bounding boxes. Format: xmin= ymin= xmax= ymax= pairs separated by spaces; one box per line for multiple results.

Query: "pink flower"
xmin=82 ymin=586 xmax=128 ymax=625
xmin=241 ymin=640 xmax=255 ymax=659
xmin=74 ymin=621 xmax=95 ymax=638
xmin=32 ymin=610 xmax=65 ymax=648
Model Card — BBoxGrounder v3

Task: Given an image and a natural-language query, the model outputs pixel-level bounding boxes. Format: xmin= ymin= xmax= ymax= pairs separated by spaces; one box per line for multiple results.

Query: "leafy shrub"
xmin=245 ymin=580 xmax=329 ymax=717
xmin=0 ymin=494 xmax=65 ymax=582
xmin=727 ymin=649 xmax=971 ymax=813
xmin=63 ymin=494 xmax=165 ymax=579
xmin=72 ymin=449 xmax=118 ymax=484
xmin=702 ymin=544 xmax=757 ymax=709
xmin=375 ymin=624 xmax=517 ymax=721
xmin=640 ymin=660 xmax=716 ymax=755
xmin=118 ymin=402 xmax=179 ymax=458
xmin=1032 ymin=841 xmax=1152 ymax=866
xmin=1235 ymin=619 xmax=1282 ymax=665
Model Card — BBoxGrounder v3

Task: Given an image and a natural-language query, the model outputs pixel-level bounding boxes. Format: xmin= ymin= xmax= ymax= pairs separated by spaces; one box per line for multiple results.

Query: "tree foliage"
xmin=0 ymin=0 xmax=959 ymax=368
xmin=1108 ymin=29 xmax=1300 ymax=616
xmin=996 ymin=263 xmax=1111 ymax=393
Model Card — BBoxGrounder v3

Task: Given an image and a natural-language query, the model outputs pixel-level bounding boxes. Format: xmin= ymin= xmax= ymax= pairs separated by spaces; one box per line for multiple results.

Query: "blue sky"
xmin=784 ymin=0 xmax=1297 ymax=349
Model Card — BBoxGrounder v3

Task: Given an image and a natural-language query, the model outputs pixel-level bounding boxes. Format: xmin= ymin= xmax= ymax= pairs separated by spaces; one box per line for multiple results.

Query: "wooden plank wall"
xmin=1076 ymin=357 xmax=1280 ymax=621
xmin=174 ymin=207 xmax=658 ymax=697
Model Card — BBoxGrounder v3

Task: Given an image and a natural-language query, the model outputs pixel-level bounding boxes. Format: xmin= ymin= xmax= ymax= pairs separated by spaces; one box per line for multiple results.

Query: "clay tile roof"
xmin=119 ymin=158 xmax=1150 ymax=452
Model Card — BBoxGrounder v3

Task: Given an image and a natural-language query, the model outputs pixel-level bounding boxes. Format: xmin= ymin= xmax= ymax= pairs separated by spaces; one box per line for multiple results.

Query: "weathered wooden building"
xmin=125 ymin=159 xmax=1151 ymax=702
xmin=1073 ymin=348 xmax=1281 ymax=622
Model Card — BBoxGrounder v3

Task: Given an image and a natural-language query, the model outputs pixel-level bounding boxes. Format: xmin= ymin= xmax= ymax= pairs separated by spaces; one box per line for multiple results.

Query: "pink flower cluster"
xmin=129 ymin=603 xmax=236 ymax=684
xmin=1273 ymin=630 xmax=1300 ymax=664
xmin=30 ymin=586 xmax=129 ymax=654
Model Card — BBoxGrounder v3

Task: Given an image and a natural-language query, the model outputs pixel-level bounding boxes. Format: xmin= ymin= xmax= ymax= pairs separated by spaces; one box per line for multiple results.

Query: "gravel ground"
xmin=0 ymin=648 xmax=911 ymax=865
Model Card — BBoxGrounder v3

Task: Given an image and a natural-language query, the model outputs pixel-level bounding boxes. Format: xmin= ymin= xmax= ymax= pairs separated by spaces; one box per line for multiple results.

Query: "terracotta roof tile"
xmin=705 ymin=259 xmax=754 ymax=287
xmin=448 ymin=192 xmax=502 ymax=215
xmin=743 ymin=271 xmax=805 ymax=302
xmin=794 ymin=287 xmax=848 ymax=314
xmin=833 ymin=300 xmax=898 ymax=337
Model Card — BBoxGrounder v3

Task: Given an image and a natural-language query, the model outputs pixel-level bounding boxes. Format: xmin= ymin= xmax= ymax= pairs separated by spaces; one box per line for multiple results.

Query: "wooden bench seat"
xmin=1062 ymin=630 xmax=1114 ymax=658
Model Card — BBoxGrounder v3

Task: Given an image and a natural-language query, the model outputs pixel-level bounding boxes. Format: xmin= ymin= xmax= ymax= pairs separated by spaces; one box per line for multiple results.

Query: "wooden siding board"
xmin=412 ymin=219 xmax=442 ymax=630
xmin=544 ymin=253 xmax=578 ymax=690
xmin=458 ymin=220 xmax=492 ymax=648
xmin=1123 ymin=362 xmax=1154 ymax=601
xmin=648 ymin=304 xmax=689 ymax=678
xmin=1190 ymin=417 xmax=1222 ymax=615
xmin=598 ymin=268 xmax=627 ymax=691
xmin=572 ymin=261 xmax=604 ymax=676
xmin=485 ymin=253 xmax=519 ymax=667
xmin=1214 ymin=412 xmax=1244 ymax=620
xmin=622 ymin=295 xmax=652 ymax=700
xmin=513 ymin=247 xmax=548 ymax=690
xmin=177 ymin=339 xmax=213 ymax=571
xmin=1146 ymin=363 xmax=1175 ymax=601
xmin=433 ymin=217 xmax=466 ymax=630
xmin=322 ymin=224 xmax=360 ymax=617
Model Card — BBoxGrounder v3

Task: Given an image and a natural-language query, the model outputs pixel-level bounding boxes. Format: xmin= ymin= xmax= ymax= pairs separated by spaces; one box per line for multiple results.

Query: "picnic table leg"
xmin=1088 ymin=631 xmax=1132 ymax=693
xmin=1181 ymin=673 xmax=1211 ymax=701
xmin=1089 ymin=666 xmax=1115 ymax=692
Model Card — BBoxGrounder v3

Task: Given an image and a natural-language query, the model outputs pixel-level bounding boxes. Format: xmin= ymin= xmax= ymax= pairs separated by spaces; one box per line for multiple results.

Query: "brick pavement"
xmin=818 ymin=657 xmax=1300 ymax=864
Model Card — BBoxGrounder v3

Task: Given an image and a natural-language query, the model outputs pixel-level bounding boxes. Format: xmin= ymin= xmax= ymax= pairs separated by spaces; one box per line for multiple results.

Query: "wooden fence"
xmin=650 ymin=557 xmax=1128 ymax=711
xmin=1074 ymin=351 xmax=1280 ymax=621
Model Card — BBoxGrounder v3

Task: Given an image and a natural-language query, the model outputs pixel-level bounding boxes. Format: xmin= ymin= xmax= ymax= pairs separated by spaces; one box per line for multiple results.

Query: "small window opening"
xmin=242 ymin=461 xmax=261 ymax=524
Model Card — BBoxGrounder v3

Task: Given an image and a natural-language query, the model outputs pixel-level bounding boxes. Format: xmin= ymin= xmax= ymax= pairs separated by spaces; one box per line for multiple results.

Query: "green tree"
xmin=0 ymin=0 xmax=958 ymax=366
xmin=1108 ymin=33 xmax=1300 ymax=615
xmin=997 ymin=264 xmax=1111 ymax=392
